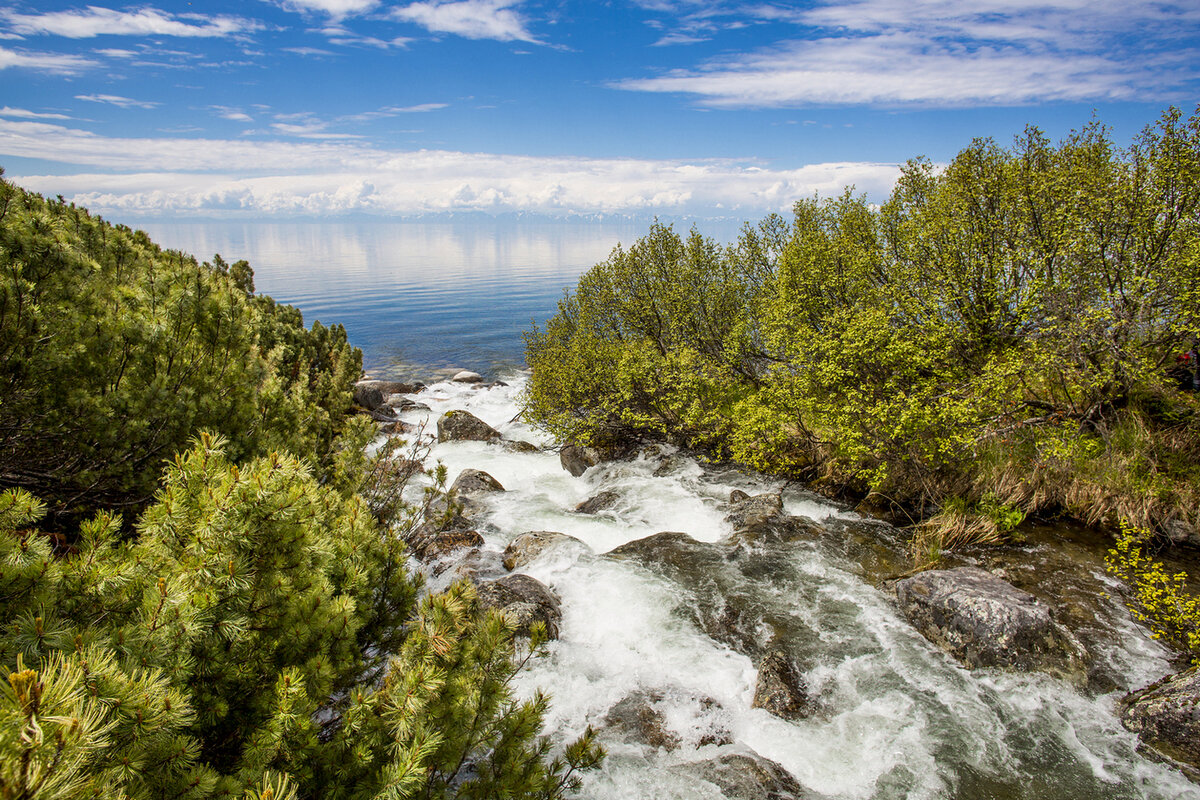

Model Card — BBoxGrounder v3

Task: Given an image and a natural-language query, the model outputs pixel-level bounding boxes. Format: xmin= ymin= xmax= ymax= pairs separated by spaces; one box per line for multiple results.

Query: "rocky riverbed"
xmin=358 ymin=372 xmax=1200 ymax=799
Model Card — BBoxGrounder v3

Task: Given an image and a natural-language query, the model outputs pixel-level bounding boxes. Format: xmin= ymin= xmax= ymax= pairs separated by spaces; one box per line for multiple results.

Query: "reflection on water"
xmin=138 ymin=220 xmax=668 ymax=379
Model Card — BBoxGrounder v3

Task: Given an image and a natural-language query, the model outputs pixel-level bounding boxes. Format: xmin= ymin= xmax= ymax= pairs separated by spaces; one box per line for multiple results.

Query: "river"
xmin=387 ymin=375 xmax=1193 ymax=800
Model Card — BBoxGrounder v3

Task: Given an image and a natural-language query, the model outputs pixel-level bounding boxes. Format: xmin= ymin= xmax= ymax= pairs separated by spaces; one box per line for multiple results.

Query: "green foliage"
xmin=1106 ymin=524 xmax=1200 ymax=664
xmin=0 ymin=179 xmax=601 ymax=799
xmin=0 ymin=176 xmax=361 ymax=521
xmin=0 ymin=437 xmax=601 ymax=800
xmin=524 ymin=108 xmax=1200 ymax=542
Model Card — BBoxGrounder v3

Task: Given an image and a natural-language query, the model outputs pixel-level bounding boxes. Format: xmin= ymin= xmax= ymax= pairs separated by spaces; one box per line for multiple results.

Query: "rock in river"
xmin=503 ymin=530 xmax=590 ymax=571
xmin=437 ymin=410 xmax=501 ymax=443
xmin=1119 ymin=666 xmax=1200 ymax=781
xmin=894 ymin=567 xmax=1087 ymax=681
xmin=476 ymin=573 xmax=563 ymax=639
xmin=573 ymin=490 xmax=620 ymax=514
xmin=671 ymin=751 xmax=818 ymax=800
xmin=753 ymin=651 xmax=813 ymax=720
xmin=450 ymin=468 xmax=505 ymax=496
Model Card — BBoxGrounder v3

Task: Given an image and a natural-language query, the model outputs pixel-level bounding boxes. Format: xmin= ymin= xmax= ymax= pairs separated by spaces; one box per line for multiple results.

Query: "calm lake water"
xmin=140 ymin=220 xmax=684 ymax=380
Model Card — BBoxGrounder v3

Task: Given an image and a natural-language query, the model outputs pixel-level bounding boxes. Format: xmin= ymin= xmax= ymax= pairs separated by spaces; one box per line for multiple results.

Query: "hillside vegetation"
xmin=0 ymin=173 xmax=601 ymax=800
xmin=525 ymin=109 xmax=1200 ymax=555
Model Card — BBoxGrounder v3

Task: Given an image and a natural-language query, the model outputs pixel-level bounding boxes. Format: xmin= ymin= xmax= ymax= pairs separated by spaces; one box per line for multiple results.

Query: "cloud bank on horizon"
xmin=0 ymin=0 xmax=1196 ymax=219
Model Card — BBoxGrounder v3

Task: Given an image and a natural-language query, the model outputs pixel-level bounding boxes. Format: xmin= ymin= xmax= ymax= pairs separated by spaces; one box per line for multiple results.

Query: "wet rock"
xmin=894 ymin=567 xmax=1087 ymax=681
xmin=725 ymin=493 xmax=821 ymax=543
xmin=444 ymin=549 xmax=507 ymax=586
xmin=753 ymin=651 xmax=812 ymax=720
xmin=476 ymin=574 xmax=562 ymax=639
xmin=602 ymin=690 xmax=732 ymax=751
xmin=378 ymin=420 xmax=414 ymax=435
xmin=1119 ymin=666 xmax=1200 ymax=781
xmin=406 ymin=522 xmax=484 ymax=561
xmin=503 ymin=531 xmax=589 ymax=571
xmin=354 ymin=382 xmax=385 ymax=410
xmin=573 ymin=490 xmax=620 ymax=515
xmin=603 ymin=691 xmax=681 ymax=750
xmin=452 ymin=370 xmax=484 ymax=383
xmin=560 ymin=443 xmax=604 ymax=477
xmin=355 ymin=380 xmax=423 ymax=408
xmin=450 ymin=468 xmax=505 ymax=496
xmin=674 ymin=751 xmax=816 ymax=800
xmin=502 ymin=439 xmax=539 ymax=454
xmin=437 ymin=410 xmax=501 ymax=443
xmin=383 ymin=394 xmax=425 ymax=411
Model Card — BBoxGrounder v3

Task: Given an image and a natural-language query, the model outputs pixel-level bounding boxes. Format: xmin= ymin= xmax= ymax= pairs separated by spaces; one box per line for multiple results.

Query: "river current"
xmin=389 ymin=374 xmax=1195 ymax=800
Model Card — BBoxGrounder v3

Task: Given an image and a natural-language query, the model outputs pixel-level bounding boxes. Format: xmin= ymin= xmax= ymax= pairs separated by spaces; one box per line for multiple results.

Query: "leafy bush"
xmin=524 ymin=108 xmax=1200 ymax=541
xmin=1106 ymin=525 xmax=1200 ymax=664
xmin=0 ymin=174 xmax=360 ymax=523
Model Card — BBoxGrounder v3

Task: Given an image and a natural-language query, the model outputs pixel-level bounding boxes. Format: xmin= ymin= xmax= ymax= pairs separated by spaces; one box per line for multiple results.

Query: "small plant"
xmin=1105 ymin=524 xmax=1200 ymax=664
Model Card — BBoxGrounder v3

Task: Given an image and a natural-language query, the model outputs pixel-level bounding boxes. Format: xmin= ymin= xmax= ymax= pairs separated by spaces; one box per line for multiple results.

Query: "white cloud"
xmin=0 ymin=45 xmax=96 ymax=73
xmin=0 ymin=118 xmax=900 ymax=217
xmin=392 ymin=1 xmax=538 ymax=43
xmin=212 ymin=106 xmax=254 ymax=122
xmin=282 ymin=0 xmax=379 ymax=17
xmin=0 ymin=106 xmax=71 ymax=120
xmin=3 ymin=6 xmax=261 ymax=39
xmin=76 ymin=94 xmax=160 ymax=110
xmin=619 ymin=0 xmax=1200 ymax=107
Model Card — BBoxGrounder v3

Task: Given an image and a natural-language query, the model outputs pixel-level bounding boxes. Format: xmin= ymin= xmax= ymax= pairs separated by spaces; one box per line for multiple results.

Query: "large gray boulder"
xmin=753 ymin=651 xmax=813 ymax=720
xmin=452 ymin=370 xmax=484 ymax=383
xmin=405 ymin=521 xmax=484 ymax=562
xmin=1119 ymin=666 xmax=1200 ymax=781
xmin=725 ymin=492 xmax=820 ymax=543
xmin=560 ymin=443 xmax=604 ymax=476
xmin=437 ymin=410 xmax=501 ymax=443
xmin=503 ymin=531 xmax=589 ymax=571
xmin=603 ymin=690 xmax=732 ymax=751
xmin=450 ymin=468 xmax=505 ymax=496
xmin=476 ymin=574 xmax=563 ymax=639
xmin=672 ymin=752 xmax=816 ymax=800
xmin=573 ymin=490 xmax=620 ymax=515
xmin=355 ymin=379 xmax=422 ymax=409
xmin=894 ymin=567 xmax=1087 ymax=681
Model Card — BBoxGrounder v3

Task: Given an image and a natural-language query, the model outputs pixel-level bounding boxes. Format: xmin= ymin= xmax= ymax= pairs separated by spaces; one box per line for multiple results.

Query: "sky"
xmin=0 ymin=0 xmax=1197 ymax=221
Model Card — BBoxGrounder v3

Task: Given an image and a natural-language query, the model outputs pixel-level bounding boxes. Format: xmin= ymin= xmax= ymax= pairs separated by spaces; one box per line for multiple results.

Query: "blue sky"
xmin=1 ymin=0 xmax=1197 ymax=220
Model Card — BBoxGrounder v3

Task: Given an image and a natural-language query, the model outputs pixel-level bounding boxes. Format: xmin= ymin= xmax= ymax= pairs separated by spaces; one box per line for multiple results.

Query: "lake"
xmin=139 ymin=219 xmax=739 ymax=380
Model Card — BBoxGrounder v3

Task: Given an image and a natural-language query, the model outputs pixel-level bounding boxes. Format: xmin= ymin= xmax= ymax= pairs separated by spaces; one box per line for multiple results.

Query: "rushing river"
xmin=387 ymin=375 xmax=1194 ymax=800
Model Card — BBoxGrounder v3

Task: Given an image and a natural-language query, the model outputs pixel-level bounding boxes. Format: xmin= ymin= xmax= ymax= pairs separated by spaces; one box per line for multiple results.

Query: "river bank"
xmin=370 ymin=371 xmax=1198 ymax=799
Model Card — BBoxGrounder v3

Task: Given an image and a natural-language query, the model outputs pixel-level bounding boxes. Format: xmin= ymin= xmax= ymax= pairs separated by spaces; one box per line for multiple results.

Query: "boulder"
xmin=378 ymin=420 xmax=414 ymax=435
xmin=560 ymin=443 xmax=604 ymax=477
xmin=503 ymin=531 xmax=589 ymax=571
xmin=725 ymin=493 xmax=820 ymax=543
xmin=502 ymin=439 xmax=539 ymax=454
xmin=672 ymin=752 xmax=815 ymax=800
xmin=405 ymin=521 xmax=484 ymax=562
xmin=602 ymin=690 xmax=731 ymax=751
xmin=753 ymin=651 xmax=813 ymax=720
xmin=452 ymin=370 xmax=484 ymax=383
xmin=355 ymin=380 xmax=423 ymax=408
xmin=1119 ymin=666 xmax=1200 ymax=781
xmin=894 ymin=567 xmax=1087 ymax=680
xmin=603 ymin=691 xmax=681 ymax=750
xmin=573 ymin=490 xmax=620 ymax=515
xmin=476 ymin=574 xmax=563 ymax=639
xmin=450 ymin=468 xmax=505 ymax=497
xmin=437 ymin=410 xmax=501 ymax=443
xmin=354 ymin=382 xmax=385 ymax=410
